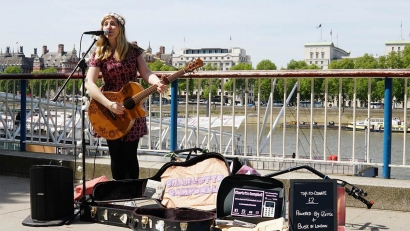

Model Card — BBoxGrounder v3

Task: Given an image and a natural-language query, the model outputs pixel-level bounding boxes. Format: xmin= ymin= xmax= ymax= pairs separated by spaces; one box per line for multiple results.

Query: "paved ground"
xmin=1 ymin=175 xmax=409 ymax=231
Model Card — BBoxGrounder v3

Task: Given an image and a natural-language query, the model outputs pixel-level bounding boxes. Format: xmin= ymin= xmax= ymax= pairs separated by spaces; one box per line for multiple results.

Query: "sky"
xmin=2 ymin=0 xmax=410 ymax=69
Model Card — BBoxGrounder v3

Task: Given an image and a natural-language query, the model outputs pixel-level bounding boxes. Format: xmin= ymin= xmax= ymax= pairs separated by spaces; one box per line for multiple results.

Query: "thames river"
xmin=198 ymin=124 xmax=410 ymax=180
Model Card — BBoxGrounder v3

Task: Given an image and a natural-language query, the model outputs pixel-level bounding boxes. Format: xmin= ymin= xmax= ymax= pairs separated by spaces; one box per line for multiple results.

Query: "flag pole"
xmin=331 ymin=30 xmax=332 ymax=42
xmin=401 ymin=20 xmax=403 ymax=40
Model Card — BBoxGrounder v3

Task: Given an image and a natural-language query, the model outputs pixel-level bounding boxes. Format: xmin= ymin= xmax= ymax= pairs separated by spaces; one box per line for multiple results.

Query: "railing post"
xmin=170 ymin=80 xmax=178 ymax=152
xmin=19 ymin=80 xmax=27 ymax=151
xmin=383 ymin=77 xmax=392 ymax=178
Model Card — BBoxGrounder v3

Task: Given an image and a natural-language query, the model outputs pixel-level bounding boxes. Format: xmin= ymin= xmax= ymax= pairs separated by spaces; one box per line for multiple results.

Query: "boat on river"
xmin=348 ymin=117 xmax=409 ymax=132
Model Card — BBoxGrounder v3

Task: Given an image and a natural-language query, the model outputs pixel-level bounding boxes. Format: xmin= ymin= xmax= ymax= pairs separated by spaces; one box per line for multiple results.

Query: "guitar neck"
xmin=131 ymin=68 xmax=187 ymax=103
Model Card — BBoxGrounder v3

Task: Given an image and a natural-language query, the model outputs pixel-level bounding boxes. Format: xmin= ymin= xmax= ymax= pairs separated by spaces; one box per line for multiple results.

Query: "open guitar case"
xmin=80 ymin=148 xmax=239 ymax=230
xmin=80 ymin=148 xmax=287 ymax=230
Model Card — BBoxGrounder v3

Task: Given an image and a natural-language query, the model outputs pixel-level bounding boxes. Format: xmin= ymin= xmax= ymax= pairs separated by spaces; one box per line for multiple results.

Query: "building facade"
xmin=304 ymin=42 xmax=350 ymax=69
xmin=171 ymin=47 xmax=251 ymax=71
xmin=0 ymin=44 xmax=79 ymax=74
xmin=385 ymin=40 xmax=410 ymax=55
xmin=171 ymin=47 xmax=253 ymax=105
xmin=40 ymin=44 xmax=79 ymax=73
xmin=0 ymin=46 xmax=35 ymax=73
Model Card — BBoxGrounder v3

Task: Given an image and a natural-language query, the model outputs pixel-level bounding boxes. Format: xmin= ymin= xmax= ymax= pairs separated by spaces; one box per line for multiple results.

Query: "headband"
xmin=103 ymin=12 xmax=125 ymax=26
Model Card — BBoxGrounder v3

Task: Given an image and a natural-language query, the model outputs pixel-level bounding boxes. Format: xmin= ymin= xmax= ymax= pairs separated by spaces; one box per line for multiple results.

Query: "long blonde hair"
xmin=94 ymin=13 xmax=130 ymax=62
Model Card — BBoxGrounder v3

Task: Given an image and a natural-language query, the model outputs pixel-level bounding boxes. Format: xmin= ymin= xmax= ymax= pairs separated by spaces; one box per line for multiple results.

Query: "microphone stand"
xmin=52 ymin=38 xmax=98 ymax=208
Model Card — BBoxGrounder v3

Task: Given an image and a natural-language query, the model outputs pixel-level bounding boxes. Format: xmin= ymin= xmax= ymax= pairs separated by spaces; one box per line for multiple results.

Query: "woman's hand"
xmin=109 ymin=102 xmax=124 ymax=114
xmin=156 ymin=80 xmax=168 ymax=93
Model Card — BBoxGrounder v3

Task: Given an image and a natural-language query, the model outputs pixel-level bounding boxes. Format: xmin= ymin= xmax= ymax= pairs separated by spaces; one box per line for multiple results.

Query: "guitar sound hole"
xmin=123 ymin=98 xmax=136 ymax=110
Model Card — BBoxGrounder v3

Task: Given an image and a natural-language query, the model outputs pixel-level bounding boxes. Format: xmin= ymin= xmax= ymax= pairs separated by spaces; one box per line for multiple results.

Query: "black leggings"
xmin=106 ymin=139 xmax=139 ymax=180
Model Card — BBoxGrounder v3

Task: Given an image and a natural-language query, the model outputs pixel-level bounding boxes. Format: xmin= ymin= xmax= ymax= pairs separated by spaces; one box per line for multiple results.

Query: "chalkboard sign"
xmin=289 ymin=179 xmax=337 ymax=231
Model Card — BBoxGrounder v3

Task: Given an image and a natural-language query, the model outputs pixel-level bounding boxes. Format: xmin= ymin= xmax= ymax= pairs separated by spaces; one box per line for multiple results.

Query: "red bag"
xmin=74 ymin=175 xmax=109 ymax=201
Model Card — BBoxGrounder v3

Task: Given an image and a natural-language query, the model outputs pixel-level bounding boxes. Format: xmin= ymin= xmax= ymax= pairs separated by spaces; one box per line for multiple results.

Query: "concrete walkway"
xmin=1 ymin=175 xmax=409 ymax=231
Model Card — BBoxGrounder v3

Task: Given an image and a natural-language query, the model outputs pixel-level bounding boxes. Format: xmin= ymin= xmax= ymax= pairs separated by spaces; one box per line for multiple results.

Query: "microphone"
xmin=83 ymin=30 xmax=109 ymax=36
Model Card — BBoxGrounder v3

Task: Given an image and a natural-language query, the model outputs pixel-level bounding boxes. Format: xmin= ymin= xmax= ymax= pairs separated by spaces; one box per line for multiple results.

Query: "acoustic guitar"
xmin=88 ymin=58 xmax=203 ymax=140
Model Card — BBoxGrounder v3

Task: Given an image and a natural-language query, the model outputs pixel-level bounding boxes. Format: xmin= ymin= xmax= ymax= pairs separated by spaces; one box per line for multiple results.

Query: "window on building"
xmin=315 ymin=61 xmax=318 ymax=64
xmin=186 ymin=57 xmax=189 ymax=60
xmin=392 ymin=47 xmax=394 ymax=51
xmin=321 ymin=52 xmax=324 ymax=58
xmin=310 ymin=61 xmax=312 ymax=64
xmin=210 ymin=57 xmax=212 ymax=60
xmin=310 ymin=52 xmax=313 ymax=59
xmin=321 ymin=61 xmax=323 ymax=64
xmin=227 ymin=57 xmax=230 ymax=59
xmin=316 ymin=53 xmax=319 ymax=59
xmin=226 ymin=63 xmax=230 ymax=65
xmin=204 ymin=57 xmax=206 ymax=60
xmin=398 ymin=47 xmax=401 ymax=51
xmin=221 ymin=57 xmax=224 ymax=60
xmin=226 ymin=68 xmax=229 ymax=70
xmin=215 ymin=57 xmax=218 ymax=59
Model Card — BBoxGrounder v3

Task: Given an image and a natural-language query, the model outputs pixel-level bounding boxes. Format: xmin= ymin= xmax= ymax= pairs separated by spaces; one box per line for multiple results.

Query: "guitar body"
xmin=88 ymin=82 xmax=148 ymax=140
xmin=87 ymin=58 xmax=203 ymax=140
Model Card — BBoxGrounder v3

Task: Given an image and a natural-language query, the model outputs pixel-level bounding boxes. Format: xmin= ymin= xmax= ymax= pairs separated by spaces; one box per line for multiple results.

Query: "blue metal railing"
xmin=0 ymin=70 xmax=409 ymax=179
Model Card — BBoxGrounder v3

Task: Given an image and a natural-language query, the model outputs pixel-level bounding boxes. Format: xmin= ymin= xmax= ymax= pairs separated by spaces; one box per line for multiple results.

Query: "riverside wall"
xmin=152 ymin=105 xmax=404 ymax=125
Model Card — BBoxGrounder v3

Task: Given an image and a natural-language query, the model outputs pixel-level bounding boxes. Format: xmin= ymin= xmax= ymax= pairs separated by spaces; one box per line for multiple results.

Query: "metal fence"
xmin=0 ymin=70 xmax=409 ymax=179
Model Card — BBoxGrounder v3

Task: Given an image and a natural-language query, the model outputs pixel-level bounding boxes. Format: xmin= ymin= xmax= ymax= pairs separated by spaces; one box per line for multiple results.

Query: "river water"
xmin=202 ymin=125 xmax=410 ymax=180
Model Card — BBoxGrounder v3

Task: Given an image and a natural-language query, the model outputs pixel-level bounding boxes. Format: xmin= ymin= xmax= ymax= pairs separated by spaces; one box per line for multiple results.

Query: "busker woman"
xmin=85 ymin=12 xmax=167 ymax=180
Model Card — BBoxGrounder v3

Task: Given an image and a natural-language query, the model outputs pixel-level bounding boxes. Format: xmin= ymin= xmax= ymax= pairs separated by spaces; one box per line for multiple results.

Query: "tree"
xmin=223 ymin=63 xmax=253 ymax=105
xmin=256 ymin=60 xmax=277 ymax=70
xmin=401 ymin=45 xmax=410 ymax=68
xmin=30 ymin=67 xmax=58 ymax=98
xmin=3 ymin=66 xmax=22 ymax=74
xmin=284 ymin=60 xmax=321 ymax=103
xmin=329 ymin=59 xmax=354 ymax=69
xmin=255 ymin=60 xmax=277 ymax=102
xmin=196 ymin=63 xmax=220 ymax=100
xmin=354 ymin=54 xmax=379 ymax=69
xmin=384 ymin=51 xmax=403 ymax=69
xmin=147 ymin=60 xmax=165 ymax=71
xmin=0 ymin=66 xmax=22 ymax=94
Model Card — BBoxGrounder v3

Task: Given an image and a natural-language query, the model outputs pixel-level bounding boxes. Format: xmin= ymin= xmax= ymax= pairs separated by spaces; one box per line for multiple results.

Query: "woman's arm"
xmin=136 ymin=55 xmax=167 ymax=93
xmin=85 ymin=66 xmax=123 ymax=113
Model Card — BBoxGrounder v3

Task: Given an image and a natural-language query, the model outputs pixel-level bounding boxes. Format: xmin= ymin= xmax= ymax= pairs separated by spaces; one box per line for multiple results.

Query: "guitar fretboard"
xmin=131 ymin=68 xmax=187 ymax=103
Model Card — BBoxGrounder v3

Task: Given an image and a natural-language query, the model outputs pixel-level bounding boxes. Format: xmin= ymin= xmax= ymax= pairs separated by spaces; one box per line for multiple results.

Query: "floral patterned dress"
xmin=89 ymin=46 xmax=148 ymax=142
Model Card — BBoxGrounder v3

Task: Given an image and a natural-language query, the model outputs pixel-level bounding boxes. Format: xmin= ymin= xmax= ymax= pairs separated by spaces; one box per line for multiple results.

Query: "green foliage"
xmin=286 ymin=60 xmax=309 ymax=70
xmin=148 ymin=60 xmax=167 ymax=71
xmin=401 ymin=45 xmax=410 ymax=68
xmin=224 ymin=63 xmax=254 ymax=98
xmin=200 ymin=78 xmax=221 ymax=99
xmin=178 ymin=78 xmax=196 ymax=99
xmin=202 ymin=63 xmax=219 ymax=71
xmin=354 ymin=54 xmax=379 ymax=69
xmin=256 ymin=60 xmax=277 ymax=70
xmin=0 ymin=66 xmax=23 ymax=93
xmin=329 ymin=59 xmax=355 ymax=69
xmin=254 ymin=60 xmax=277 ymax=101
xmin=230 ymin=63 xmax=253 ymax=70
xmin=384 ymin=52 xmax=403 ymax=69
xmin=3 ymin=66 xmax=22 ymax=73
xmin=29 ymin=67 xmax=59 ymax=98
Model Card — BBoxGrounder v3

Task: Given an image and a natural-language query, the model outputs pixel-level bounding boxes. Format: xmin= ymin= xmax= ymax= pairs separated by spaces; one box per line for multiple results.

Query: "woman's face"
xmin=102 ymin=16 xmax=120 ymax=40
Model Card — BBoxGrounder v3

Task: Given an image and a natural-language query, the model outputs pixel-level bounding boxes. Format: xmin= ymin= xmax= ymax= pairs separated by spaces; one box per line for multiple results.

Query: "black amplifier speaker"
xmin=22 ymin=165 xmax=74 ymax=227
